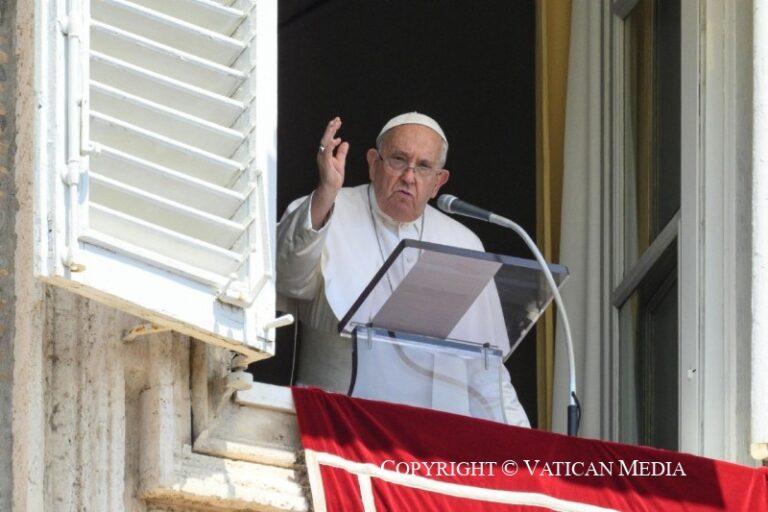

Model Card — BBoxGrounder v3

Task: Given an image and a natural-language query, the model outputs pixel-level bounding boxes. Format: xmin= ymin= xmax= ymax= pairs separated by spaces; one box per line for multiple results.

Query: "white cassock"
xmin=276 ymin=183 xmax=530 ymax=427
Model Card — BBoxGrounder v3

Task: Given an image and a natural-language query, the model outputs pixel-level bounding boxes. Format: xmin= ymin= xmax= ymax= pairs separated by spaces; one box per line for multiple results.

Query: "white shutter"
xmin=35 ymin=0 xmax=279 ymax=362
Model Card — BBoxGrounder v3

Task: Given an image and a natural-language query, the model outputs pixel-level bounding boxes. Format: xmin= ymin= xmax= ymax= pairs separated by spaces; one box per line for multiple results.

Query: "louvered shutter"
xmin=36 ymin=0 xmax=279 ymax=361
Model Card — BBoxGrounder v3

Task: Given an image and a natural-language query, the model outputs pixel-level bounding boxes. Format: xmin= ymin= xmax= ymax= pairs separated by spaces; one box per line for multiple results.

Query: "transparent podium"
xmin=338 ymin=239 xmax=568 ymax=423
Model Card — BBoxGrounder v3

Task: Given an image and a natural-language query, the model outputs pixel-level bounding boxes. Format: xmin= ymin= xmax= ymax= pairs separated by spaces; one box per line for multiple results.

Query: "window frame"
xmin=607 ymin=0 xmax=688 ymax=450
xmin=607 ymin=0 xmax=746 ymax=461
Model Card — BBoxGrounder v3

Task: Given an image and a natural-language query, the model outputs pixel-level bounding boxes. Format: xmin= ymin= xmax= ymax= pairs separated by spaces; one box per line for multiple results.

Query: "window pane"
xmin=623 ymin=0 xmax=681 ymax=271
xmin=618 ymin=245 xmax=678 ymax=450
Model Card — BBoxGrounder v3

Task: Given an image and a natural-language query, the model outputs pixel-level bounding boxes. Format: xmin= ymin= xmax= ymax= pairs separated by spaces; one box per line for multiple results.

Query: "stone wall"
xmin=0 ymin=0 xmax=17 ymax=508
xmin=11 ymin=0 xmax=45 ymax=507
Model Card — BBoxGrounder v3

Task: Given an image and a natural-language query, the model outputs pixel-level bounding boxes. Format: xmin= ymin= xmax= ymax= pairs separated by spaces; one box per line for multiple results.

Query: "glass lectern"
xmin=338 ymin=239 xmax=568 ymax=423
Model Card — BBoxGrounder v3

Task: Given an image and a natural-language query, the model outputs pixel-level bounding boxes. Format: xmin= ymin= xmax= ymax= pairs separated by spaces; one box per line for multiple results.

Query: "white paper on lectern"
xmin=372 ymin=250 xmax=503 ymax=339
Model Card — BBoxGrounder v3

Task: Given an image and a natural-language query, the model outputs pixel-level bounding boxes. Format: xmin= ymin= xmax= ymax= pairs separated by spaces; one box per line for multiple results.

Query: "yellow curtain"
xmin=535 ymin=0 xmax=571 ymax=431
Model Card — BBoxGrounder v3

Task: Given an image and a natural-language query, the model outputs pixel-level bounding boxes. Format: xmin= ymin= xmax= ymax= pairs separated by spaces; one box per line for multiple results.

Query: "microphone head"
xmin=437 ymin=194 xmax=457 ymax=213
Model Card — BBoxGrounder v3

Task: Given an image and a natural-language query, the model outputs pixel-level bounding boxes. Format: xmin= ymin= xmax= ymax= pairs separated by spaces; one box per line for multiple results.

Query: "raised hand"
xmin=311 ymin=117 xmax=349 ymax=229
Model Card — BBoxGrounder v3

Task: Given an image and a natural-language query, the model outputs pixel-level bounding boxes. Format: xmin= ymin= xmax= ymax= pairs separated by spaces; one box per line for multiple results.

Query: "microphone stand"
xmin=487 ymin=213 xmax=579 ymax=436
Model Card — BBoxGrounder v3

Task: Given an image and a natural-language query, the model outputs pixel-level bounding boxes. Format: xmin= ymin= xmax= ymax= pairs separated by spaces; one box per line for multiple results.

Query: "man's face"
xmin=367 ymin=124 xmax=450 ymax=223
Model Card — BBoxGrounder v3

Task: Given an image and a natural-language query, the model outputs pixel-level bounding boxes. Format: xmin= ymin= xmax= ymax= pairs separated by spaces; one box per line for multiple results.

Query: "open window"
xmin=612 ymin=0 xmax=681 ymax=450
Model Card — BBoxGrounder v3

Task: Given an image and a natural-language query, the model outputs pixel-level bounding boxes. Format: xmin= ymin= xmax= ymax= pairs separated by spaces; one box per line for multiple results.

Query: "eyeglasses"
xmin=377 ymin=151 xmax=440 ymax=178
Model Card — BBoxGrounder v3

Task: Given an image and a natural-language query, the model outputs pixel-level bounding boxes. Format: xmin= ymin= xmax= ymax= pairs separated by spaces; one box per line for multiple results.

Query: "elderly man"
xmin=277 ymin=113 xmax=529 ymax=427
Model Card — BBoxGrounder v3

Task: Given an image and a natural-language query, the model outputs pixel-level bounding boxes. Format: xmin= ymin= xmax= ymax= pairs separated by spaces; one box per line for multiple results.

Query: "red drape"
xmin=293 ymin=386 xmax=768 ymax=511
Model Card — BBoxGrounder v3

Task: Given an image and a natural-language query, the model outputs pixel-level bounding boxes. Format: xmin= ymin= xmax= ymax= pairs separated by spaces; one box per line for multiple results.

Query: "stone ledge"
xmin=142 ymin=445 xmax=309 ymax=512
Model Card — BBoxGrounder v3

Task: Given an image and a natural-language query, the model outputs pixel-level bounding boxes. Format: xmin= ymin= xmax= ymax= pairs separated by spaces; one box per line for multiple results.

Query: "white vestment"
xmin=276 ymin=183 xmax=530 ymax=427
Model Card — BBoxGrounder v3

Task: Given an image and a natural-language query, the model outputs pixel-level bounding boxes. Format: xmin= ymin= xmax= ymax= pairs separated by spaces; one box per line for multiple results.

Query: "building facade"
xmin=1 ymin=0 xmax=766 ymax=510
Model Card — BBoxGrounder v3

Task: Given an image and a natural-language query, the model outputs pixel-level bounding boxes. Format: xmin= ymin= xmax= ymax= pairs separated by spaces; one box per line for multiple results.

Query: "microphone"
xmin=437 ymin=193 xmax=580 ymax=436
xmin=437 ymin=194 xmax=493 ymax=222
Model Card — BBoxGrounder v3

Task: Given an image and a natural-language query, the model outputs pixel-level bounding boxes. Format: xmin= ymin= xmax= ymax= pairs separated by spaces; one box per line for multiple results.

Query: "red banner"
xmin=293 ymin=387 xmax=768 ymax=511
